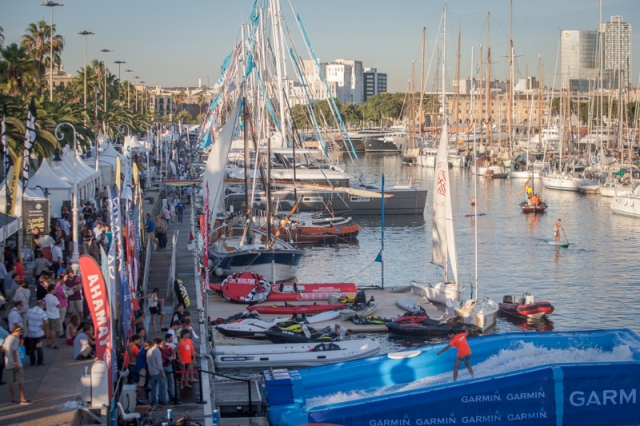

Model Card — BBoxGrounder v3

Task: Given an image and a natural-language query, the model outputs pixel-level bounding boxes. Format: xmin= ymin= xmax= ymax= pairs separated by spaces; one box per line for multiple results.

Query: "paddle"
xmin=561 ymin=228 xmax=570 ymax=246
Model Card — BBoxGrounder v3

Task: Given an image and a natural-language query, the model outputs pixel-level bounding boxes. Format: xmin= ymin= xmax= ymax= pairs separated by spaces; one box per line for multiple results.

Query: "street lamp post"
xmin=77 ymin=31 xmax=94 ymax=111
xmin=42 ymin=1 xmax=63 ymax=102
xmin=140 ymin=81 xmax=146 ymax=114
xmin=100 ymin=49 xmax=112 ymax=116
xmin=54 ymin=122 xmax=79 ymax=273
xmin=124 ymin=69 xmax=134 ymax=107
xmin=114 ymin=60 xmax=126 ymax=101
xmin=134 ymin=76 xmax=140 ymax=111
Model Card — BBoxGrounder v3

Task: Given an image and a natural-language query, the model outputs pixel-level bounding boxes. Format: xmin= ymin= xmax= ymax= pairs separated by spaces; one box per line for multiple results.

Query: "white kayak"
xmin=339 ymin=302 xmax=378 ymax=321
xmin=305 ymin=310 xmax=341 ymax=324
xmin=396 ymin=298 xmax=423 ymax=312
xmin=212 ymin=339 xmax=381 ymax=369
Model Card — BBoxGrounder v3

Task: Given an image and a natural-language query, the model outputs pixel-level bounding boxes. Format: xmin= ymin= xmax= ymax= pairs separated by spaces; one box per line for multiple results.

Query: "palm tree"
xmin=21 ymin=20 xmax=64 ymax=95
xmin=197 ymin=93 xmax=205 ymax=116
xmin=0 ymin=43 xmax=36 ymax=96
xmin=0 ymin=25 xmax=4 ymax=49
xmin=174 ymin=90 xmax=186 ymax=113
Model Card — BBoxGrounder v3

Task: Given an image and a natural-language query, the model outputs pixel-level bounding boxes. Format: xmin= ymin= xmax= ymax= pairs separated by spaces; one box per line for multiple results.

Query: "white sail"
xmin=431 ymin=123 xmax=458 ymax=284
xmin=202 ymin=96 xmax=243 ymax=218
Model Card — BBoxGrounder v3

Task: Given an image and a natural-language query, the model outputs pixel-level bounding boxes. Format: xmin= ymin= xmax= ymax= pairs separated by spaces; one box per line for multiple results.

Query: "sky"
xmin=1 ymin=0 xmax=639 ymax=93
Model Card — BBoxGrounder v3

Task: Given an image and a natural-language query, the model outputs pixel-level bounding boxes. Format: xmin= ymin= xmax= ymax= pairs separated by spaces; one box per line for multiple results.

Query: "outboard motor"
xmin=523 ymin=293 xmax=535 ymax=305
xmin=503 ymin=295 xmax=513 ymax=304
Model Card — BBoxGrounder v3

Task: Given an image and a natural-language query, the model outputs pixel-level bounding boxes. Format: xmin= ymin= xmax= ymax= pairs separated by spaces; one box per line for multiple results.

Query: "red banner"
xmin=79 ymin=255 xmax=113 ymax=398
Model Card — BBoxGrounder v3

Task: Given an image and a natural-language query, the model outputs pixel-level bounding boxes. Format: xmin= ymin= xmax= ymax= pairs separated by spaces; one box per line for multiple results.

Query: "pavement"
xmin=0 ymin=186 xmax=207 ymax=425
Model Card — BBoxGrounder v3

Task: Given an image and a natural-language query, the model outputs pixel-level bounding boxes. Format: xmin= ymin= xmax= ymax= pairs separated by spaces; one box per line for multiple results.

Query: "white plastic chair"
xmin=117 ymin=402 xmax=140 ymax=426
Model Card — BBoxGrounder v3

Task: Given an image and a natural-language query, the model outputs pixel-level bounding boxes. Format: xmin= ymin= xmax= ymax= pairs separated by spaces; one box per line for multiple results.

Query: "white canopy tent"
xmin=27 ymin=160 xmax=71 ymax=216
xmin=0 ymin=168 xmax=46 ymax=217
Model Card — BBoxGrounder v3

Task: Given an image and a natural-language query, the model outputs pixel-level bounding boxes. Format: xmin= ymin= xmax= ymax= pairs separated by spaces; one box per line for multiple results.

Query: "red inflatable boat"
xmin=499 ymin=293 xmax=554 ymax=319
xmin=248 ymin=303 xmax=344 ymax=315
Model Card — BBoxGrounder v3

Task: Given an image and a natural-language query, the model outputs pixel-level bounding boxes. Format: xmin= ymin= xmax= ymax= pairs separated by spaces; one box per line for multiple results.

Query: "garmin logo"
xmin=461 ymin=412 xmax=501 ymax=423
xmin=507 ymin=408 xmax=547 ymax=421
xmin=570 ymin=389 xmax=636 ymax=406
xmin=417 ymin=416 xmax=457 ymax=425
xmin=462 ymin=391 xmax=500 ymax=403
xmin=369 ymin=420 xmax=410 ymax=426
xmin=507 ymin=391 xmax=545 ymax=400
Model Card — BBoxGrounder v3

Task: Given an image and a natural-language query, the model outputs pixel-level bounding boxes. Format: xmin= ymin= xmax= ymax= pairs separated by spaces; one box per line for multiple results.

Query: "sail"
xmin=431 ymin=123 xmax=458 ymax=283
xmin=202 ymin=96 xmax=243 ymax=219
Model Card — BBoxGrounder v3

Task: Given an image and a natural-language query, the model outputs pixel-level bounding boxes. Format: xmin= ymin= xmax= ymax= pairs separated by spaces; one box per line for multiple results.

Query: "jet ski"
xmin=351 ymin=315 xmax=395 ymax=325
xmin=263 ymin=321 xmax=339 ymax=344
xmin=386 ymin=314 xmax=482 ymax=337
xmin=215 ymin=313 xmax=291 ymax=340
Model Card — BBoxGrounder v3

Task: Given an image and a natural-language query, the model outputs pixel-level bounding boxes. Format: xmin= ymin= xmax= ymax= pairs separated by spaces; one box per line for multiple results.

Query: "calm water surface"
xmin=291 ymin=152 xmax=640 ymax=350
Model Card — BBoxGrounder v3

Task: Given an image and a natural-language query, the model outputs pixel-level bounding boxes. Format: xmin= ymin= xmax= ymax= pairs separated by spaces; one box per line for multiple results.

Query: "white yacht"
xmin=611 ymin=185 xmax=640 ymax=217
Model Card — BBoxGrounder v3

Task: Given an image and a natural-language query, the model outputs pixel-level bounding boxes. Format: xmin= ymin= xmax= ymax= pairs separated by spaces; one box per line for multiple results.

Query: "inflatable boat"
xmin=499 ymin=293 xmax=555 ymax=319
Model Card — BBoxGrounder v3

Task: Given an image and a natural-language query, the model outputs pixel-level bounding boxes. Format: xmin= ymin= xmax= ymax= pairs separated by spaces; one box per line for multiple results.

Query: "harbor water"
xmin=291 ymin=152 xmax=640 ymax=348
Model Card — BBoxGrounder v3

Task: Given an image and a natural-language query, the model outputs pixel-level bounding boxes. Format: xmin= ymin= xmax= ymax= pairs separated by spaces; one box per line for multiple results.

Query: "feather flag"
xmin=21 ymin=99 xmax=37 ymax=191
xmin=2 ymin=103 xmax=10 ymax=215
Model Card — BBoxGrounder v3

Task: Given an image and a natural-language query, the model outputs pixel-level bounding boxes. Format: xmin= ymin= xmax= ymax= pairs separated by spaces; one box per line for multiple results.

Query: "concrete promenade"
xmin=0 ymin=187 xmax=206 ymax=425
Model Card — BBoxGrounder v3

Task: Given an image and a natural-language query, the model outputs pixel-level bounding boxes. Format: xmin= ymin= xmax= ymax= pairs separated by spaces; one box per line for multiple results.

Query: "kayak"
xmin=248 ymin=303 xmax=345 ymax=315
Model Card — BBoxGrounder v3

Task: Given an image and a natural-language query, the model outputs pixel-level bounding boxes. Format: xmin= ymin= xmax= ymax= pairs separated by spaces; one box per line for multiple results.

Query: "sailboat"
xmin=444 ymin=34 xmax=499 ymax=332
xmin=411 ymin=7 xmax=463 ymax=305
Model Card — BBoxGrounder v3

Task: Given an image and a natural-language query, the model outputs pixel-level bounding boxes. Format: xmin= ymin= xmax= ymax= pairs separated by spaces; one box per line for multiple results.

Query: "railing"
xmin=165 ymin=230 xmax=179 ymax=301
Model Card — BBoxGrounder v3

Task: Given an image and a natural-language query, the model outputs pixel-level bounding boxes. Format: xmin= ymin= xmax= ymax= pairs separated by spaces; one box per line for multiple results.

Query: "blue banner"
xmin=109 ymin=185 xmax=131 ymax=339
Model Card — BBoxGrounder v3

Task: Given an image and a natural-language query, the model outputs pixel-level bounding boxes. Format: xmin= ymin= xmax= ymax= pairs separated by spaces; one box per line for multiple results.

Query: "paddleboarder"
xmin=554 ymin=219 xmax=563 ymax=243
xmin=437 ymin=326 xmax=474 ymax=381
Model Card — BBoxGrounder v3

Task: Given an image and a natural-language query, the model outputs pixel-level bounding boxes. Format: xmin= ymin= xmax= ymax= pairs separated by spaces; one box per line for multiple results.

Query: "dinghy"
xmin=212 ymin=339 xmax=381 ymax=369
xmin=499 ymin=293 xmax=554 ymax=319
xmin=210 ymin=278 xmax=357 ymax=302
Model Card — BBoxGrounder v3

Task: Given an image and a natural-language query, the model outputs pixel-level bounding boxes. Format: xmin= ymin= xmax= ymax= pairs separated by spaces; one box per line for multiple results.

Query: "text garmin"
xmin=506 ymin=391 xmax=545 ymax=400
xmin=461 ymin=393 xmax=500 ymax=403
xmin=369 ymin=420 xmax=411 ymax=426
xmin=569 ymin=389 xmax=636 ymax=406
xmin=461 ymin=414 xmax=502 ymax=423
xmin=507 ymin=409 xmax=548 ymax=420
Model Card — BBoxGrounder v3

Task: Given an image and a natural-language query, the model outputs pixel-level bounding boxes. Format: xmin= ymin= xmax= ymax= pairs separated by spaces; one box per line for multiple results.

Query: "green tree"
xmin=174 ymin=90 xmax=186 ymax=113
xmin=174 ymin=109 xmax=194 ymax=124
xmin=21 ymin=20 xmax=64 ymax=96
xmin=0 ymin=43 xmax=36 ymax=96
xmin=0 ymin=25 xmax=4 ymax=49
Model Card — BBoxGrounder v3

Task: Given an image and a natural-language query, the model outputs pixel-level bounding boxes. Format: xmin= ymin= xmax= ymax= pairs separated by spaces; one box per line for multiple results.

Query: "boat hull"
xmin=363 ymin=138 xmax=400 ymax=153
xmin=248 ymin=304 xmax=344 ymax=315
xmin=410 ymin=281 xmax=462 ymax=304
xmin=541 ymin=175 xmax=579 ymax=191
xmin=386 ymin=318 xmax=481 ymax=337
xmin=213 ymin=339 xmax=381 ymax=369
xmin=611 ymin=195 xmax=640 ymax=217
xmin=338 ymin=303 xmax=377 ymax=321
xmin=209 ymin=248 xmax=303 ymax=282
xmin=520 ymin=201 xmax=548 ymax=214
xmin=268 ymin=283 xmax=357 ymax=302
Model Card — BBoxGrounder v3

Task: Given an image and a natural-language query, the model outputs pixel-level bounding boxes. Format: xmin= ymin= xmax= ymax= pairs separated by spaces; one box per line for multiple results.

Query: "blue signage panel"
xmin=309 ymin=369 xmax=556 ymax=426
xmin=562 ymin=363 xmax=640 ymax=426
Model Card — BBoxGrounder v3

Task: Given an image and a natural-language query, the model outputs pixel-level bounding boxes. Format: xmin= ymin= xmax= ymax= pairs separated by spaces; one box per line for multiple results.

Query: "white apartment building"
xmin=602 ymin=15 xmax=631 ymax=87
xmin=300 ymin=58 xmax=365 ymax=105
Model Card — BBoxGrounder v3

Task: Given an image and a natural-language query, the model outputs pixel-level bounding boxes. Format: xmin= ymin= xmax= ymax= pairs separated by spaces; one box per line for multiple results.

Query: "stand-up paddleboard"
xmin=548 ymin=241 xmax=569 ymax=248
xmin=464 ymin=213 xmax=486 ymax=217
xmin=396 ymin=298 xmax=423 ymax=312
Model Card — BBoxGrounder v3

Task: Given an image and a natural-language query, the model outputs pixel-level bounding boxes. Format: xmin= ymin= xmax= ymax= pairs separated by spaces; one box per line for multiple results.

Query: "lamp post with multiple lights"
xmin=41 ymin=1 xmax=63 ymax=102
xmin=77 ymin=30 xmax=94 ymax=110
xmin=100 ymin=49 xmax=112 ymax=117
xmin=114 ymin=60 xmax=125 ymax=101
xmin=54 ymin=123 xmax=79 ymax=273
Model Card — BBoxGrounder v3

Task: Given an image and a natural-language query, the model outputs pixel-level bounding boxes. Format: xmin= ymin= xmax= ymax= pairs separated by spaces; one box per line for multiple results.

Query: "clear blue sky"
xmin=1 ymin=0 xmax=639 ymax=92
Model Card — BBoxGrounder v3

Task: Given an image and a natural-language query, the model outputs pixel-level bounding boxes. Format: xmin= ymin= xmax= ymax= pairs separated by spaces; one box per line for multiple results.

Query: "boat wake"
xmin=304 ymin=341 xmax=635 ymax=408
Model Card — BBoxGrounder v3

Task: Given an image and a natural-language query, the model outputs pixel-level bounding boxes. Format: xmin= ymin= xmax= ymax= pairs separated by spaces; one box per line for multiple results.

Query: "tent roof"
xmin=27 ymin=160 xmax=71 ymax=189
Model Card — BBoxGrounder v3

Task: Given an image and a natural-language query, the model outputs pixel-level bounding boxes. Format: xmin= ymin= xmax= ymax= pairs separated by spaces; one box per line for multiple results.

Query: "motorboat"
xmin=611 ymin=184 xmax=640 ymax=217
xmin=209 ymin=225 xmax=303 ymax=282
xmin=499 ymin=293 xmax=554 ymax=319
xmin=213 ymin=272 xmax=272 ymax=303
xmin=520 ymin=198 xmax=548 ymax=213
xmin=445 ymin=297 xmax=499 ymax=332
xmin=212 ymin=339 xmax=381 ymax=369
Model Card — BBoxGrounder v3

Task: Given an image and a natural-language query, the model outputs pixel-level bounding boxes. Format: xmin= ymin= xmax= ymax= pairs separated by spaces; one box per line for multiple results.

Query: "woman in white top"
xmin=140 ymin=287 xmax=165 ymax=332
xmin=44 ymin=283 xmax=61 ymax=349
xmin=13 ymin=281 xmax=31 ymax=327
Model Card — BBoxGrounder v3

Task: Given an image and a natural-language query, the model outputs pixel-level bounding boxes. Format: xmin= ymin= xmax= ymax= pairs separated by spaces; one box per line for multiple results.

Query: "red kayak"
xmin=210 ymin=272 xmax=357 ymax=303
xmin=499 ymin=294 xmax=554 ymax=319
xmin=248 ymin=303 xmax=344 ymax=315
xmin=269 ymin=282 xmax=357 ymax=301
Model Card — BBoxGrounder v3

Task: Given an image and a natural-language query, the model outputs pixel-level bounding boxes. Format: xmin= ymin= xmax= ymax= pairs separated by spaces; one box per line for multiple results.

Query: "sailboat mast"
xmin=486 ymin=12 xmax=492 ymax=148
xmin=455 ymin=25 xmax=461 ymax=144
xmin=509 ymin=1 xmax=514 ymax=151
xmin=419 ymin=27 xmax=426 ymax=139
xmin=471 ymin=45 xmax=478 ymax=301
xmin=443 ymin=3 xmax=448 ymax=283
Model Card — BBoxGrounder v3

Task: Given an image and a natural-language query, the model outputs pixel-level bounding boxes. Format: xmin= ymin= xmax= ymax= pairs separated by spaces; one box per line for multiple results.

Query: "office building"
xmin=363 ymin=68 xmax=388 ymax=101
xmin=560 ymin=30 xmax=599 ymax=90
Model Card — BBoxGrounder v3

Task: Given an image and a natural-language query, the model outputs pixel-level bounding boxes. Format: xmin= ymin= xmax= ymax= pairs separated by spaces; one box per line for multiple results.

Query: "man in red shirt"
xmin=437 ymin=326 xmax=474 ymax=381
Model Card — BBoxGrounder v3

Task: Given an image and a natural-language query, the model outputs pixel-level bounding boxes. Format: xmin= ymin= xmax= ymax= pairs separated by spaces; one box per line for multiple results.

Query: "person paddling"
xmin=554 ymin=219 xmax=563 ymax=243
xmin=437 ymin=326 xmax=474 ymax=381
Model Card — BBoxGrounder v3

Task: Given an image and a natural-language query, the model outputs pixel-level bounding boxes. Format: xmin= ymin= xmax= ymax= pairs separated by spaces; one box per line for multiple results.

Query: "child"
xmin=178 ymin=329 xmax=196 ymax=389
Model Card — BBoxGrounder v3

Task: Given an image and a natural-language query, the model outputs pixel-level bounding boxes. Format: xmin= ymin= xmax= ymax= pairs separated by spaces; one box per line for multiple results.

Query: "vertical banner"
xmin=79 ymin=254 xmax=113 ymax=399
xmin=110 ymin=185 xmax=131 ymax=338
xmin=115 ymin=157 xmax=121 ymax=192
xmin=21 ymin=98 xmax=37 ymax=191
xmin=2 ymin=103 xmax=10 ymax=217
xmin=203 ymin=183 xmax=209 ymax=275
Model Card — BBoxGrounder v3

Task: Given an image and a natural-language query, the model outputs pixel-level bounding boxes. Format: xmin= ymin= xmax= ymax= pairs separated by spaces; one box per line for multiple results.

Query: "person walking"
xmin=55 ymin=276 xmax=69 ymax=337
xmin=176 ymin=201 xmax=185 ymax=223
xmin=3 ymin=327 xmax=32 ymax=404
xmin=8 ymin=301 xmax=24 ymax=332
xmin=437 ymin=326 xmax=474 ymax=382
xmin=26 ymin=300 xmax=48 ymax=366
xmin=147 ymin=337 xmax=168 ymax=407
xmin=51 ymin=240 xmax=64 ymax=273
xmin=160 ymin=334 xmax=181 ymax=404
xmin=140 ymin=288 xmax=166 ymax=332
xmin=155 ymin=216 xmax=168 ymax=250
xmin=44 ymin=284 xmax=61 ymax=349
xmin=145 ymin=213 xmax=157 ymax=249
